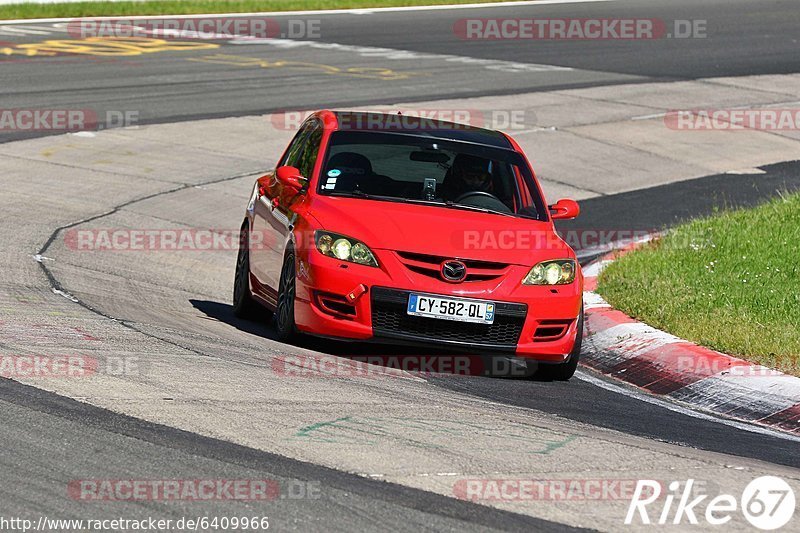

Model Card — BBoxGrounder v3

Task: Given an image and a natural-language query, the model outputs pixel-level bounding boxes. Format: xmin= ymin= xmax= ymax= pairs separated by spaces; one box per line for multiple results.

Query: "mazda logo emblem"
xmin=440 ymin=260 xmax=467 ymax=282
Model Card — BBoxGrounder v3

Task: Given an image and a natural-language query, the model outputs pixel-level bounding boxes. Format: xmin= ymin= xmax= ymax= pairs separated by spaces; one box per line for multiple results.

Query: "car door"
xmin=251 ymin=120 xmax=322 ymax=298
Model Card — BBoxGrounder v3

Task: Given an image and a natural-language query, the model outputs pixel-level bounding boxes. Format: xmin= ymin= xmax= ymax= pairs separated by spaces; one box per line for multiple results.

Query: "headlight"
xmin=315 ymin=231 xmax=378 ymax=267
xmin=522 ymin=259 xmax=576 ymax=285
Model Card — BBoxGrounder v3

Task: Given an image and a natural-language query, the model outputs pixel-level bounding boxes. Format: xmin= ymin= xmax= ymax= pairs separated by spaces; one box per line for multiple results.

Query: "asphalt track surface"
xmin=1 ymin=0 xmax=800 ymax=141
xmin=0 ymin=378 xmax=577 ymax=532
xmin=2 ymin=0 xmax=800 ymax=531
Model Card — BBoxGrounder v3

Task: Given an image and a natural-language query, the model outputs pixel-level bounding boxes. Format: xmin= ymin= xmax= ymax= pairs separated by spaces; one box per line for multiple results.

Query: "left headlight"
xmin=522 ymin=259 xmax=576 ymax=285
xmin=315 ymin=230 xmax=378 ymax=267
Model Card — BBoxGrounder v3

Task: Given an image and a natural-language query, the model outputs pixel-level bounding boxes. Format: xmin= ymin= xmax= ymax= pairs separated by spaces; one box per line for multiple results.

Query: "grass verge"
xmin=0 ymin=0 xmax=514 ymax=20
xmin=597 ymin=192 xmax=800 ymax=376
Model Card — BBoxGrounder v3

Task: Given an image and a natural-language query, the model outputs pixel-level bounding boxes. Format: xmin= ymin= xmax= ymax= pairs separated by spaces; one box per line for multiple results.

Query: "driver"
xmin=442 ymin=154 xmax=493 ymax=201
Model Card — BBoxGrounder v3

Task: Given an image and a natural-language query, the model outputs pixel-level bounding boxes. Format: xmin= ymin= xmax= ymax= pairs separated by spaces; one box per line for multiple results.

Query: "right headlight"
xmin=522 ymin=259 xmax=576 ymax=285
xmin=315 ymin=230 xmax=378 ymax=267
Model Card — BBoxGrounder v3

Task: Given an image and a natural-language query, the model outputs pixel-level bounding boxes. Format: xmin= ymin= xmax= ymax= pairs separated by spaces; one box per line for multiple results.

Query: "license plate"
xmin=407 ymin=293 xmax=495 ymax=324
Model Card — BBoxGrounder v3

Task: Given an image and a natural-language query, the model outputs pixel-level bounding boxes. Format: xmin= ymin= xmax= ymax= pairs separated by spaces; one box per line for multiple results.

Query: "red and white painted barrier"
xmin=582 ymin=239 xmax=800 ymax=435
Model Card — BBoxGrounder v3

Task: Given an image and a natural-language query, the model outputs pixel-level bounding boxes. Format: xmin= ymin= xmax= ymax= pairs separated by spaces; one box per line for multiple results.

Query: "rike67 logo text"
xmin=626 ymin=477 xmax=795 ymax=530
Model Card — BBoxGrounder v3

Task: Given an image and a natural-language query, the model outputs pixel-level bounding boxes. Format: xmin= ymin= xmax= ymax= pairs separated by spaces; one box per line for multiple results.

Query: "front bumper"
xmin=293 ymin=248 xmax=582 ymax=362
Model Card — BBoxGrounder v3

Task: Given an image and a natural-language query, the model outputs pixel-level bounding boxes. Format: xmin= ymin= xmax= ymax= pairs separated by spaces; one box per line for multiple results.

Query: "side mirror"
xmin=276 ymin=166 xmax=307 ymax=193
xmin=549 ymin=198 xmax=580 ymax=220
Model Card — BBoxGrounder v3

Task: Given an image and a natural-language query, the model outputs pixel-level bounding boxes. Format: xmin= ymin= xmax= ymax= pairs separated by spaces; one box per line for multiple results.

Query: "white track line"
xmin=0 ymin=0 xmax=618 ymax=24
xmin=0 ymin=25 xmax=51 ymax=34
xmin=220 ymin=36 xmax=572 ymax=72
xmin=575 ymin=370 xmax=800 ymax=443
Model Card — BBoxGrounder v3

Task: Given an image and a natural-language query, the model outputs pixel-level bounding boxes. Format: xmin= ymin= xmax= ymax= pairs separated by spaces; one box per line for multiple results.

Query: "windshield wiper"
xmin=400 ymin=198 xmax=522 ymax=218
xmin=440 ymin=201 xmax=518 ymax=218
xmin=328 ymin=190 xmax=402 ymax=203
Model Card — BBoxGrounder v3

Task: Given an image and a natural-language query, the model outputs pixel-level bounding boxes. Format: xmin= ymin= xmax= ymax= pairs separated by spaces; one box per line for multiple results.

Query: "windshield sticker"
xmin=327 ymin=169 xmax=342 ymax=178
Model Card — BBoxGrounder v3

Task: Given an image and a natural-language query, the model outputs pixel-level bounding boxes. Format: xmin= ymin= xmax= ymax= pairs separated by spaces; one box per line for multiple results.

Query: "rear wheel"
xmin=233 ymin=224 xmax=260 ymax=319
xmin=535 ymin=308 xmax=583 ymax=381
xmin=274 ymin=250 xmax=297 ymax=343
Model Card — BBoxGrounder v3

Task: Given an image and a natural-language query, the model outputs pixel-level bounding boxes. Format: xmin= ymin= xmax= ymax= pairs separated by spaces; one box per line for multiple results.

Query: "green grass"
xmin=0 ymin=0 xmax=514 ymax=20
xmin=597 ymin=192 xmax=800 ymax=376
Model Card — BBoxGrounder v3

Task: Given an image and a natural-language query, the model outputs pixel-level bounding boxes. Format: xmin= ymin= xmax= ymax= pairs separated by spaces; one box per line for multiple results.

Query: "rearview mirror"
xmin=276 ymin=166 xmax=306 ymax=193
xmin=410 ymin=151 xmax=450 ymax=164
xmin=549 ymin=198 xmax=580 ymax=220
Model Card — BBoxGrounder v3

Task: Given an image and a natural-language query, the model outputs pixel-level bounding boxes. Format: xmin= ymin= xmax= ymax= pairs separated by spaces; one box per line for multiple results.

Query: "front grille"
xmin=370 ymin=287 xmax=526 ymax=351
xmin=395 ymin=251 xmax=510 ymax=283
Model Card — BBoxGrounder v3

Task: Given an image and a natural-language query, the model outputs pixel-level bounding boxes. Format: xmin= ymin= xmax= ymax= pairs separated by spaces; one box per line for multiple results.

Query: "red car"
xmin=234 ymin=111 xmax=583 ymax=379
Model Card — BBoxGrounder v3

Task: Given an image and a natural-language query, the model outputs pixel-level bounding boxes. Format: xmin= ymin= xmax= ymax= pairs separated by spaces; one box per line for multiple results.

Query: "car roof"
xmin=329 ymin=111 xmax=514 ymax=149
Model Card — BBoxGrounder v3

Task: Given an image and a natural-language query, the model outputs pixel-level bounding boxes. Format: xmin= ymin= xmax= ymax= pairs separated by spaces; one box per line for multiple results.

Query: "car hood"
xmin=309 ymin=196 xmax=572 ymax=265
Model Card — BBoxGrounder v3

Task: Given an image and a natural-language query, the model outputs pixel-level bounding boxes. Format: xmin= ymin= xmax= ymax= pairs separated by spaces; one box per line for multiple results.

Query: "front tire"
xmin=233 ymin=224 xmax=259 ymax=319
xmin=535 ymin=308 xmax=583 ymax=381
xmin=274 ymin=250 xmax=297 ymax=343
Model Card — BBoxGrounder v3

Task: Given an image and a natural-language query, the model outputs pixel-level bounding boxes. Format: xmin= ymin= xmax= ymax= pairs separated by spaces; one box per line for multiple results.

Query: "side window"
xmin=296 ymin=123 xmax=323 ymax=179
xmin=280 ymin=123 xmax=313 ymax=168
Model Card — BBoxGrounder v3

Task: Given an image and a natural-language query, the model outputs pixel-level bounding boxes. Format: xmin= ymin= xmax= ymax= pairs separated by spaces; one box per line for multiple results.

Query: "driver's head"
xmin=452 ymin=154 xmax=492 ymax=192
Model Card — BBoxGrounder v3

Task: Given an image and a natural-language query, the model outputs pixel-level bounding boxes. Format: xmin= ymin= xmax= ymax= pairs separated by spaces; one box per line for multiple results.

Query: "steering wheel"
xmin=453 ymin=191 xmax=512 ymax=213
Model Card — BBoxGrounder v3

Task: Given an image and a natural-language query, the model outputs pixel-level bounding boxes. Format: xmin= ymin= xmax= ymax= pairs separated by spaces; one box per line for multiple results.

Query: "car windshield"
xmin=318 ymin=131 xmax=547 ymax=220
